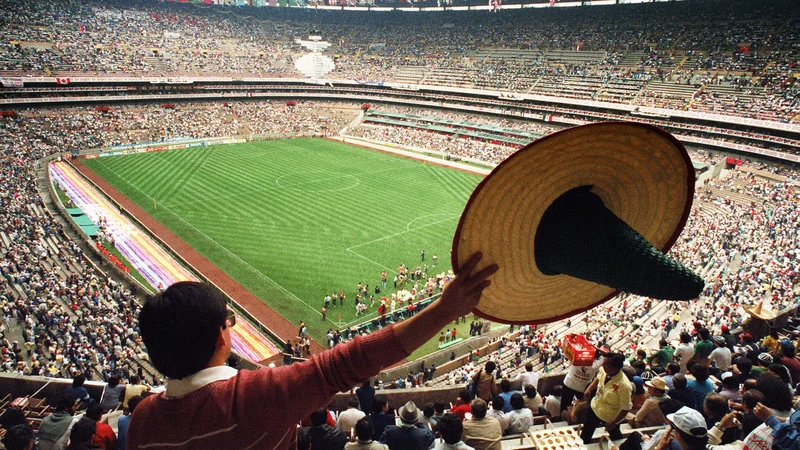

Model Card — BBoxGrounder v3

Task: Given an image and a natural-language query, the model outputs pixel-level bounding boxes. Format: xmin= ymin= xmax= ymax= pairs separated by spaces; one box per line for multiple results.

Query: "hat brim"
xmin=745 ymin=306 xmax=777 ymax=320
xmin=645 ymin=380 xmax=667 ymax=391
xmin=452 ymin=122 xmax=695 ymax=324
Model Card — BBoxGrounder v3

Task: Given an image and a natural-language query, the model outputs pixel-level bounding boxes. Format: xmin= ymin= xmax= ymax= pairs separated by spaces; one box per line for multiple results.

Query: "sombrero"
xmin=452 ymin=122 xmax=704 ymax=324
xmin=745 ymin=301 xmax=777 ymax=321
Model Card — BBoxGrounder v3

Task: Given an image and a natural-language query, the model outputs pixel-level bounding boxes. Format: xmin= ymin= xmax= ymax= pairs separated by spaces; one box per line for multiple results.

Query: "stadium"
xmin=0 ymin=0 xmax=799 ymax=448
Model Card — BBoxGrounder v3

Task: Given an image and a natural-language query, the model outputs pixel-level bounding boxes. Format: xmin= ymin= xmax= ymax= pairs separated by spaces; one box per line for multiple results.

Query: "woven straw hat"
xmin=452 ymin=122 xmax=702 ymax=324
xmin=745 ymin=301 xmax=777 ymax=321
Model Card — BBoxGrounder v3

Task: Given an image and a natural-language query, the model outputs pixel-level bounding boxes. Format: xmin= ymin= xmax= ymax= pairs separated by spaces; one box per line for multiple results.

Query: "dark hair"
xmin=782 ymin=343 xmax=796 ymax=358
xmin=347 ymin=398 xmax=360 ymax=409
xmin=139 ymin=281 xmax=228 ymax=379
xmin=434 ymin=400 xmax=446 ymax=414
xmin=551 ymin=385 xmax=563 ymax=396
xmin=55 ymin=393 xmax=76 ymax=413
xmin=128 ymin=395 xmax=144 ymax=414
xmin=460 ymin=389 xmax=472 ymax=404
xmin=355 ymin=417 xmax=374 ymax=441
xmin=524 ymin=385 xmax=538 ymax=398
xmin=72 ymin=374 xmax=86 ymax=388
xmin=659 ymin=339 xmax=669 ymax=348
xmin=485 ymin=361 xmax=497 ymax=374
xmin=491 ymin=395 xmax=504 ymax=411
xmin=604 ymin=353 xmax=625 ymax=370
xmin=666 ymin=363 xmax=680 ymax=375
xmin=680 ymin=332 xmax=692 ymax=344
xmin=737 ymin=357 xmax=753 ymax=374
xmin=769 ymin=364 xmax=791 ymax=385
xmin=471 ymin=398 xmax=488 ymax=419
xmin=657 ymin=398 xmax=685 ymax=416
xmin=130 ymin=375 xmax=140 ymax=385
xmin=742 ymin=389 xmax=764 ymax=410
xmin=525 ymin=363 xmax=533 ymax=371
xmin=423 ymin=403 xmax=435 ymax=419
xmin=672 ymin=373 xmax=687 ymax=390
xmin=500 ymin=379 xmax=511 ymax=393
xmin=690 ymin=364 xmax=709 ymax=382
xmin=703 ymin=394 xmax=728 ymax=420
xmin=675 ymin=427 xmax=709 ymax=450
xmin=2 ymin=424 xmax=34 ymax=450
xmin=742 ymin=378 xmax=758 ymax=392
xmin=699 ymin=328 xmax=710 ymax=341
xmin=637 ymin=349 xmax=647 ymax=357
xmin=0 ymin=407 xmax=27 ymax=430
xmin=86 ymin=403 xmax=103 ymax=421
xmin=108 ymin=374 xmax=121 ymax=388
xmin=372 ymin=395 xmax=388 ymax=414
xmin=438 ymin=413 xmax=463 ymax=445
xmin=510 ymin=393 xmax=525 ymax=410
xmin=69 ymin=417 xmax=97 ymax=445
xmin=310 ymin=408 xmax=329 ymax=426
xmin=722 ymin=375 xmax=739 ymax=389
xmin=756 ymin=373 xmax=792 ymax=412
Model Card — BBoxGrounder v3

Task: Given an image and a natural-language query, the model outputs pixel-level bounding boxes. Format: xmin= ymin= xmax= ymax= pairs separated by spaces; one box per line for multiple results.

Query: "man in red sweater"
xmin=127 ymin=252 xmax=496 ymax=450
xmin=86 ymin=403 xmax=116 ymax=450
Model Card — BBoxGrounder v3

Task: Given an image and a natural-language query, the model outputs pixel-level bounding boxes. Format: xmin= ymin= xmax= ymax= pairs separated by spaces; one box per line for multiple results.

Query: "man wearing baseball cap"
xmin=709 ymin=336 xmax=732 ymax=374
xmin=664 ymin=407 xmax=709 ymax=450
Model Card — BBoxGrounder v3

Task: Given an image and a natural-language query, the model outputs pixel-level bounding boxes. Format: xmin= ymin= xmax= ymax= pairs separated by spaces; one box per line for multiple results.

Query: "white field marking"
xmin=164 ymin=162 xmax=417 ymax=209
xmin=158 ymin=204 xmax=327 ymax=320
xmin=346 ymin=214 xmax=461 ymax=252
xmin=95 ymin=158 xmax=158 ymax=203
xmin=346 ymin=248 xmax=397 ymax=274
xmin=406 ymin=213 xmax=461 ymax=231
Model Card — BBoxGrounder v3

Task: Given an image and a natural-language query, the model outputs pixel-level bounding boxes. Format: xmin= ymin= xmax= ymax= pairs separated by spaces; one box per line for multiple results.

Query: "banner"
xmin=56 ymin=77 xmax=71 ymax=85
xmin=0 ymin=77 xmax=24 ymax=88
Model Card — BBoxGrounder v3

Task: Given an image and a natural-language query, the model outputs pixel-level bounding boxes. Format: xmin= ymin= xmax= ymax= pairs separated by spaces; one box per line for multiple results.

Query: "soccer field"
xmin=83 ymin=138 xmax=483 ymax=344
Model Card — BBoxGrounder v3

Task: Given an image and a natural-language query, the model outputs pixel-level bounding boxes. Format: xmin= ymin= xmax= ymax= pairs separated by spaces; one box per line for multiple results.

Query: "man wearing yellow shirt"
xmin=580 ymin=353 xmax=632 ymax=444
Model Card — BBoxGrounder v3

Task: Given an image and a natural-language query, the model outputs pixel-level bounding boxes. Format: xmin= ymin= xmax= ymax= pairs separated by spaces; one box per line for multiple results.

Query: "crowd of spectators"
xmin=1 ymin=0 xmax=798 ymax=122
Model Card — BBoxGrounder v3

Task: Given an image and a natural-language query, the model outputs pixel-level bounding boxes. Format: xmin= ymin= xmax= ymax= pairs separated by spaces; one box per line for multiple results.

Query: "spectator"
xmin=543 ymin=385 xmax=562 ymax=419
xmin=310 ymin=408 xmax=348 ymax=450
xmin=370 ymin=396 xmax=396 ymax=441
xmin=85 ymin=403 xmax=116 ymax=450
xmin=626 ymin=377 xmax=669 ymax=428
xmin=580 ymin=353 xmax=632 ymax=443
xmin=709 ymin=337 xmax=732 ymax=375
xmin=66 ymin=417 xmax=101 ymax=450
xmin=738 ymin=389 xmax=765 ymax=437
xmin=2 ymin=424 xmax=35 ymax=450
xmin=356 ymin=380 xmax=376 ymax=416
xmin=338 ymin=398 xmax=366 ymax=437
xmin=498 ymin=380 xmax=515 ymax=414
xmin=522 ymin=385 xmax=543 ymax=415
xmin=379 ymin=401 xmax=435 ymax=450
xmin=686 ymin=364 xmax=714 ymax=411
xmin=649 ymin=339 xmax=674 ymax=374
xmin=717 ymin=373 xmax=741 ymax=403
xmin=503 ymin=393 xmax=533 ymax=435
xmin=661 ymin=363 xmax=681 ymax=390
xmin=515 ymin=363 xmax=539 ymax=390
xmin=434 ymin=413 xmax=473 ymax=450
xmin=462 ymin=399 xmax=502 ymax=450
xmin=346 ymin=418 xmax=388 ymax=450
xmin=742 ymin=374 xmax=794 ymax=450
xmin=451 ymin=390 xmax=474 ymax=421
xmin=471 ymin=361 xmax=497 ymax=402
xmin=65 ymin=374 xmax=91 ymax=409
xmin=98 ymin=375 xmax=125 ymax=413
xmin=38 ymin=394 xmax=80 ymax=450
xmin=703 ymin=394 xmax=735 ymax=445
xmin=116 ymin=395 xmax=143 ymax=450
xmin=665 ymin=407 xmax=709 ymax=450
xmin=126 ymin=255 xmax=495 ymax=450
xmin=676 ymin=332 xmax=695 ymax=374
xmin=486 ymin=396 xmax=509 ymax=433
xmin=561 ymin=353 xmax=601 ymax=412
xmin=121 ymin=376 xmax=149 ymax=411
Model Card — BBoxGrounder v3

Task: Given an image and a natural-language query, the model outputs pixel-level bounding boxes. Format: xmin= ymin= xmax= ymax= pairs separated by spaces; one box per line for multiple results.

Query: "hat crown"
xmin=668 ymin=407 xmax=707 ymax=437
xmin=534 ymin=186 xmax=704 ymax=300
xmin=399 ymin=401 xmax=419 ymax=423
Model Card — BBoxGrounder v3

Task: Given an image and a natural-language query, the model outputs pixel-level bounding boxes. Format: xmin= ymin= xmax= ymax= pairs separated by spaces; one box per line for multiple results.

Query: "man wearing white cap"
xmin=664 ymin=406 xmax=710 ymax=450
xmin=379 ymin=401 xmax=435 ymax=450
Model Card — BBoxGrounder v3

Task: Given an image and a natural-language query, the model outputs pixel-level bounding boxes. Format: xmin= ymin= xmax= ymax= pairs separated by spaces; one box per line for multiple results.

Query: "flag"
xmin=56 ymin=77 xmax=70 ymax=85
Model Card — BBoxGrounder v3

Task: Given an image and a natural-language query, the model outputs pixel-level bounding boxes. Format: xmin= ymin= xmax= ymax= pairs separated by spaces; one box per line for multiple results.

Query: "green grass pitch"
xmin=83 ymin=138 xmax=485 ymax=353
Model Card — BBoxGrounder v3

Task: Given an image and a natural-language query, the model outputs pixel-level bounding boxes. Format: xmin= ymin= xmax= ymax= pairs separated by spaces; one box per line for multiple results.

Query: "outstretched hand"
xmin=440 ymin=252 xmax=499 ymax=319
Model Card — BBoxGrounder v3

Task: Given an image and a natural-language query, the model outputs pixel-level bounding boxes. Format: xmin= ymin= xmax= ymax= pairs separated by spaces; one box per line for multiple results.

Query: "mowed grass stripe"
xmin=84 ymin=139 xmax=482 ymax=343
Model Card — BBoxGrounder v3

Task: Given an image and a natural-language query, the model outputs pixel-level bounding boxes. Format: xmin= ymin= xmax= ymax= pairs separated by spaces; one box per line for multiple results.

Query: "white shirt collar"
xmin=165 ymin=365 xmax=238 ymax=398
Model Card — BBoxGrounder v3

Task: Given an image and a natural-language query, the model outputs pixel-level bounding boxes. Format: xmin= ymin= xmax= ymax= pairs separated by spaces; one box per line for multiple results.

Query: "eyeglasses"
xmin=225 ymin=309 xmax=236 ymax=328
